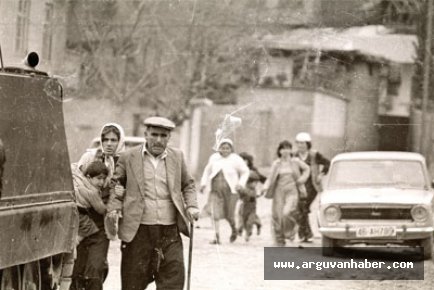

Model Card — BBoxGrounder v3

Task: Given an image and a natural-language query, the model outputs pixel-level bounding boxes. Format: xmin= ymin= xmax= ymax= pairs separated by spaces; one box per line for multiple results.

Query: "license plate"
xmin=355 ymin=226 xmax=396 ymax=237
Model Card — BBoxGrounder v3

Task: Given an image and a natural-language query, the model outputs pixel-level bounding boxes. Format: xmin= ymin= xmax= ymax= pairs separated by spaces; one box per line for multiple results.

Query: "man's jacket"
xmin=107 ymin=145 xmax=198 ymax=242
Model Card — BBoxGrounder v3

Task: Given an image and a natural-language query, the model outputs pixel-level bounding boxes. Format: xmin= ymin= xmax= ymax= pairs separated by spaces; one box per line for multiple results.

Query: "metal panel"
xmin=0 ymin=196 xmax=78 ymax=269
xmin=0 ymin=73 xmax=72 ymax=198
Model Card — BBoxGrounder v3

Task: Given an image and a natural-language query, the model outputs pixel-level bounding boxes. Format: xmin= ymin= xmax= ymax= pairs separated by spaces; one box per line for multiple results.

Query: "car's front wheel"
xmin=321 ymin=235 xmax=336 ymax=257
xmin=420 ymin=235 xmax=433 ymax=260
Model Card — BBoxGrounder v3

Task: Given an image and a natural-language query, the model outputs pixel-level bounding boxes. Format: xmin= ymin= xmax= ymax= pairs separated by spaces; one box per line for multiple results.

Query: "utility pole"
xmin=421 ymin=0 xmax=434 ymax=155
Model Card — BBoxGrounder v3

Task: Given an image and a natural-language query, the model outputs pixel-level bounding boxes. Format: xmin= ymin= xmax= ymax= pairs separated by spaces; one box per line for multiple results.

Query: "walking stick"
xmin=187 ymin=221 xmax=194 ymax=290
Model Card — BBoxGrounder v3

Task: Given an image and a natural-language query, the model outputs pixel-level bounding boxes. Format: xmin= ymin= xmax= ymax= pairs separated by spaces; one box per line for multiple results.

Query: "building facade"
xmin=0 ymin=0 xmax=68 ymax=73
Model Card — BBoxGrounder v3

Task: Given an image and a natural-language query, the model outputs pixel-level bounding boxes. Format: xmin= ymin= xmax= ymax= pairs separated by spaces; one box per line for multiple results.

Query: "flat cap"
xmin=143 ymin=116 xmax=176 ymax=130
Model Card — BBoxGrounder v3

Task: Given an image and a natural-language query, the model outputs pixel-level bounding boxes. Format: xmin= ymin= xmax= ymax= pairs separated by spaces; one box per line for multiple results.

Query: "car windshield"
xmin=328 ymin=160 xmax=427 ymax=190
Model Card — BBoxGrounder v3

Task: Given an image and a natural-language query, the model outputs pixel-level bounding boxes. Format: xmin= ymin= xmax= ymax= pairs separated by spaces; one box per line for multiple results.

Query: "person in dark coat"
xmin=294 ymin=132 xmax=330 ymax=243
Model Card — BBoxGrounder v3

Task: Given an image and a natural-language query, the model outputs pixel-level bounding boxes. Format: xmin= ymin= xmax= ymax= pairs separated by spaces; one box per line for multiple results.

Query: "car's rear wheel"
xmin=321 ymin=235 xmax=336 ymax=257
xmin=420 ymin=235 xmax=433 ymax=260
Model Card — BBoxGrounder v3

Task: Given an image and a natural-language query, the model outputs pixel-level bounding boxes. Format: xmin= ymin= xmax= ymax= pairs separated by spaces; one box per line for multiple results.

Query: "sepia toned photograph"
xmin=1 ymin=0 xmax=434 ymax=289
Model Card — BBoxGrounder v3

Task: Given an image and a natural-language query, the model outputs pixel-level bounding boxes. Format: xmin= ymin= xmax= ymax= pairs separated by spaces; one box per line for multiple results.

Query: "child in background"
xmin=238 ymin=152 xmax=265 ymax=237
xmin=72 ymin=161 xmax=109 ymax=243
xmin=238 ymin=171 xmax=262 ymax=241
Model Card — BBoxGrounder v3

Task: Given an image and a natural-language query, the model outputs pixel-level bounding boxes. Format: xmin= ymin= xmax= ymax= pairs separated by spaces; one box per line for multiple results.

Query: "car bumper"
xmin=320 ymin=226 xmax=434 ymax=241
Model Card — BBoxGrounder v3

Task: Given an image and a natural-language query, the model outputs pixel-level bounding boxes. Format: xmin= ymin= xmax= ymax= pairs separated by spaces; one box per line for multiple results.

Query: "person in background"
xmin=294 ymin=132 xmax=330 ymax=243
xmin=106 ymin=116 xmax=199 ymax=290
xmin=200 ymin=138 xmax=250 ymax=244
xmin=238 ymin=152 xmax=266 ymax=236
xmin=238 ymin=170 xmax=262 ymax=241
xmin=262 ymin=140 xmax=310 ymax=246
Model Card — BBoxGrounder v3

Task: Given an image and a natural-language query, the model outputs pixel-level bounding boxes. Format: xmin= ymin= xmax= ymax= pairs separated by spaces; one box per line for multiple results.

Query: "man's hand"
xmin=114 ymin=184 xmax=126 ymax=199
xmin=186 ymin=207 xmax=200 ymax=223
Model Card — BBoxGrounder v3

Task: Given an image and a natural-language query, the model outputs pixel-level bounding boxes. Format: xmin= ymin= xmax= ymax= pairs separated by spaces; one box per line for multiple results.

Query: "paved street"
xmin=104 ymin=193 xmax=434 ymax=290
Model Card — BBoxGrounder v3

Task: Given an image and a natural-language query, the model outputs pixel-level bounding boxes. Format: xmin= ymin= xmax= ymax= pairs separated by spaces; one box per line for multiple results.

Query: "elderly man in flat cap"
xmin=107 ymin=116 xmax=199 ymax=290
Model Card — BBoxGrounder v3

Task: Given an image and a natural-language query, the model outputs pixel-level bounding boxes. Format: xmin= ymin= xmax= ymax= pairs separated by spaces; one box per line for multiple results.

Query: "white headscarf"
xmin=99 ymin=122 xmax=126 ymax=157
xmin=217 ymin=138 xmax=234 ymax=151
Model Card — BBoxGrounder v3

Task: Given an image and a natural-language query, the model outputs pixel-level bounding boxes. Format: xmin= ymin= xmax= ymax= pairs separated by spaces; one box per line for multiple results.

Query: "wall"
xmin=0 ymin=0 xmax=67 ymax=73
xmin=185 ymin=88 xmax=352 ymax=178
xmin=410 ymin=109 xmax=434 ymax=178
xmin=183 ymin=58 xmax=385 ymax=177
xmin=343 ymin=61 xmax=381 ymax=152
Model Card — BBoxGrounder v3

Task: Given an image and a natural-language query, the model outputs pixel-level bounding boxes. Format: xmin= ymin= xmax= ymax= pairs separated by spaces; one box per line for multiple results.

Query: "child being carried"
xmin=72 ymin=161 xmax=123 ymax=243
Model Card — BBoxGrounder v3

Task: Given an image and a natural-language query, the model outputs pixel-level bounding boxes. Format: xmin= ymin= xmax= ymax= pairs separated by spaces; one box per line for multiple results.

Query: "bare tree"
xmin=67 ymin=0 xmax=303 ymax=122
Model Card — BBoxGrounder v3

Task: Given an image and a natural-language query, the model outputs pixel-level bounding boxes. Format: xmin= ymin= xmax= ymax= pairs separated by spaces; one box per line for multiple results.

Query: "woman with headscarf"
xmin=200 ymin=138 xmax=250 ymax=244
xmin=71 ymin=123 xmax=126 ymax=290
xmin=262 ymin=140 xmax=310 ymax=246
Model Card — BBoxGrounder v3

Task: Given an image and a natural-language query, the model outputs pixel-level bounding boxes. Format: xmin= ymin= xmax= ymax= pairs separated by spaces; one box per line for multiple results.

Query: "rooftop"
xmin=261 ymin=25 xmax=417 ymax=64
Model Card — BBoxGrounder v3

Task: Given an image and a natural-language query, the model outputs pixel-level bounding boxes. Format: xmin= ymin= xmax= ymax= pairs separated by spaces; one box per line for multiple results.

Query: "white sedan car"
xmin=318 ymin=151 xmax=434 ymax=259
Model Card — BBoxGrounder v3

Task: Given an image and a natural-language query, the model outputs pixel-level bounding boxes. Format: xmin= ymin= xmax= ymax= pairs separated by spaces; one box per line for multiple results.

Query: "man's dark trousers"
xmin=121 ymin=224 xmax=185 ymax=290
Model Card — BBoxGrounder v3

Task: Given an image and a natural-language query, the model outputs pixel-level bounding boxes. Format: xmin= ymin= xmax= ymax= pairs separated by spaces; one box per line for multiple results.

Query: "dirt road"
xmin=104 ymin=194 xmax=434 ymax=290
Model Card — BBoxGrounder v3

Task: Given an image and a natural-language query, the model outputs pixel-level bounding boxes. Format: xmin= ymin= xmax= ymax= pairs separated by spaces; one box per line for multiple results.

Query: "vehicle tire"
xmin=321 ymin=235 xmax=336 ymax=257
xmin=22 ymin=261 xmax=41 ymax=290
xmin=41 ymin=254 xmax=63 ymax=290
xmin=420 ymin=236 xmax=433 ymax=260
xmin=0 ymin=266 xmax=21 ymax=290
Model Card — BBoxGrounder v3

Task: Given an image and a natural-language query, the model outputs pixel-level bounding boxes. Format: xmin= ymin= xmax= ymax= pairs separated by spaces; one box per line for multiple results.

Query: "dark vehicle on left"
xmin=0 ymin=50 xmax=78 ymax=290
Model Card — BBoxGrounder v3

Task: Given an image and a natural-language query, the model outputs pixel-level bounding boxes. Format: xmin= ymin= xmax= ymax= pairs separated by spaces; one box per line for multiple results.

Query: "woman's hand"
xmin=235 ymin=184 xmax=243 ymax=192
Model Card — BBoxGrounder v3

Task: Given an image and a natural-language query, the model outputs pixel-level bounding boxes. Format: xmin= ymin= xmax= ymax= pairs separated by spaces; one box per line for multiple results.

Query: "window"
xmin=42 ymin=2 xmax=54 ymax=61
xmin=328 ymin=160 xmax=426 ymax=190
xmin=15 ymin=0 xmax=31 ymax=53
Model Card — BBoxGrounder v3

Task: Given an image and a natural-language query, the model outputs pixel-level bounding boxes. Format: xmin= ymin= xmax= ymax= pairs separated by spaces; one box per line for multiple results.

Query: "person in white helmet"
xmin=294 ymin=132 xmax=330 ymax=243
